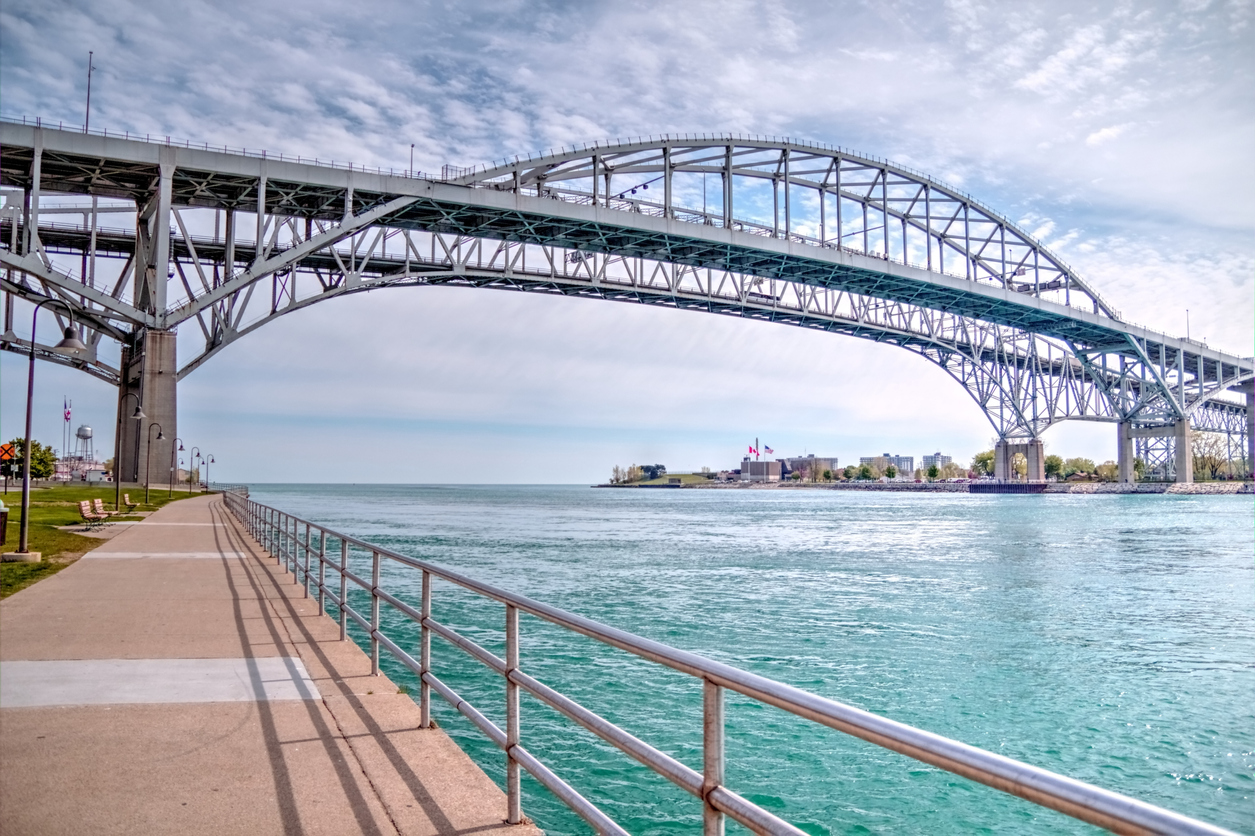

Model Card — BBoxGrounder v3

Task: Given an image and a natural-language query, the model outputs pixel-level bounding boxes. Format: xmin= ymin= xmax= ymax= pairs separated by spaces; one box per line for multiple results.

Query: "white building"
xmin=922 ymin=452 xmax=952 ymax=469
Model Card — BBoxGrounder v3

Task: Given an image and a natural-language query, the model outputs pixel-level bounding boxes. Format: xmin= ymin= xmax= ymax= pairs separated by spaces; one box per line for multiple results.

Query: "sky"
xmin=1 ymin=0 xmax=1252 ymax=483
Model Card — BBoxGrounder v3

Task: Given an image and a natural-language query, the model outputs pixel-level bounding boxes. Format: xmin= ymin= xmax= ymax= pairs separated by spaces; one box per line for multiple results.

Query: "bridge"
xmin=2 ymin=118 xmax=1251 ymax=483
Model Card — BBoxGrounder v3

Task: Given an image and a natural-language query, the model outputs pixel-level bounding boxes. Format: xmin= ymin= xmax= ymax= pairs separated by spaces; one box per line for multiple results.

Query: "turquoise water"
xmin=246 ymin=485 xmax=1254 ymax=835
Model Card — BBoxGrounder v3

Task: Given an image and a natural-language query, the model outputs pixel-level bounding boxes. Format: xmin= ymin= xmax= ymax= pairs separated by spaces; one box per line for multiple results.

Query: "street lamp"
xmin=114 ymin=393 xmax=145 ymax=511
xmin=189 ymin=447 xmax=201 ymax=494
xmin=144 ymin=423 xmax=164 ymax=505
xmin=168 ymin=440 xmax=184 ymax=498
xmin=204 ymin=454 xmax=215 ymax=490
xmin=11 ymin=299 xmax=88 ymax=559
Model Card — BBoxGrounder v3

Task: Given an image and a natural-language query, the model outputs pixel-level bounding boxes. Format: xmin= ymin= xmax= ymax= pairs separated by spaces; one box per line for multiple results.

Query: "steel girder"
xmin=1 ymin=121 xmax=1250 ymax=448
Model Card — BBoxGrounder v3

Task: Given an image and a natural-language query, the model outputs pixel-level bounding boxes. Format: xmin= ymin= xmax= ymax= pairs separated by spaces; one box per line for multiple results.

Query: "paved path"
xmin=0 ymin=494 xmax=536 ymax=836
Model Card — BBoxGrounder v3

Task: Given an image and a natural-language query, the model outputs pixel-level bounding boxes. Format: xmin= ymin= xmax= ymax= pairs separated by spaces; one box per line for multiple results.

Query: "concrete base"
xmin=1 ymin=552 xmax=41 ymax=563
xmin=994 ymin=439 xmax=1045 ymax=482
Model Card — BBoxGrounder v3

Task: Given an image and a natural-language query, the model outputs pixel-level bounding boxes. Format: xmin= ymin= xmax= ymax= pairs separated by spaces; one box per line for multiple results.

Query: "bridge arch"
xmin=1 ymin=122 xmax=1250 ymax=481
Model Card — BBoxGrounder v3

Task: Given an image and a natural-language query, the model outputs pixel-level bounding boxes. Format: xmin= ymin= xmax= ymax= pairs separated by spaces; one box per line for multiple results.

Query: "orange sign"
xmin=0 ymin=443 xmax=14 ymax=461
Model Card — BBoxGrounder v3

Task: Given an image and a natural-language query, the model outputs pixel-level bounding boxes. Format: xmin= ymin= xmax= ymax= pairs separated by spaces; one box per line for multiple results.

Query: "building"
xmin=859 ymin=453 xmax=914 ymax=475
xmin=780 ymin=455 xmax=838 ymax=478
xmin=741 ymin=458 xmax=781 ymax=482
xmin=921 ymin=452 xmax=952 ymax=469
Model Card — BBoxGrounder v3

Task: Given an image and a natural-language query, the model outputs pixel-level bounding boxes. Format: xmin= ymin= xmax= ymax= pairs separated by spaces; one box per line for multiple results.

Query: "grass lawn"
xmin=1 ymin=483 xmax=202 ymax=599
xmin=633 ymin=472 xmax=718 ymax=486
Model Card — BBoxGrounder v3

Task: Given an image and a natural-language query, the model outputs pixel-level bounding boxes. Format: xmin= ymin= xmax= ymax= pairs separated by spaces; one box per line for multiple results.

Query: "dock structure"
xmin=0 ymin=494 xmax=535 ymax=836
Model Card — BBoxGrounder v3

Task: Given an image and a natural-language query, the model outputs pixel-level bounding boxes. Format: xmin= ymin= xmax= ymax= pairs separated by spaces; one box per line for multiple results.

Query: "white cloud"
xmin=1085 ymin=123 xmax=1131 ymax=145
xmin=1 ymin=0 xmax=1251 ymax=482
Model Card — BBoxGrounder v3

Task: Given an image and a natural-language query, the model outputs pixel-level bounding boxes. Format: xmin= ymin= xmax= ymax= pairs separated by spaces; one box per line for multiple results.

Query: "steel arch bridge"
xmin=1 ymin=120 xmax=1251 ymax=482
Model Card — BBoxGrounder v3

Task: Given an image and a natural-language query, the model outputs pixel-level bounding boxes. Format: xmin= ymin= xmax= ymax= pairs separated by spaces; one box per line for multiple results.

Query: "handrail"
xmin=221 ymin=490 xmax=1238 ymax=836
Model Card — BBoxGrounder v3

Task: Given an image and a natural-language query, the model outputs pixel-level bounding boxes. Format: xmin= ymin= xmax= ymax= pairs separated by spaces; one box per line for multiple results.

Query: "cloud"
xmin=1 ymin=0 xmax=1251 ymax=482
xmin=1085 ymin=123 xmax=1131 ymax=145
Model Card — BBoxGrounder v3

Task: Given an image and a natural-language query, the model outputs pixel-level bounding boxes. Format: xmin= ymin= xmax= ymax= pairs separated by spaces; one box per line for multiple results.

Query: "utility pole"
xmin=84 ymin=51 xmax=96 ymax=132
xmin=410 ymin=144 xmax=414 ymax=176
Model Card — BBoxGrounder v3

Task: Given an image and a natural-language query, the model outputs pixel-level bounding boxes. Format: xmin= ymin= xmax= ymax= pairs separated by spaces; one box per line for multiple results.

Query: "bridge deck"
xmin=0 ymin=494 xmax=532 ymax=836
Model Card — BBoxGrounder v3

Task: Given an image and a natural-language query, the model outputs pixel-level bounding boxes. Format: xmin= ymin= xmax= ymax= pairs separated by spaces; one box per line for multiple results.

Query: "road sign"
xmin=0 ymin=443 xmax=14 ymax=461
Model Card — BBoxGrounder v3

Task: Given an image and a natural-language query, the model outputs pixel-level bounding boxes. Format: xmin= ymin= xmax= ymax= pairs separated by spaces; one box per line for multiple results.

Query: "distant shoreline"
xmin=593 ymin=481 xmax=1254 ymax=495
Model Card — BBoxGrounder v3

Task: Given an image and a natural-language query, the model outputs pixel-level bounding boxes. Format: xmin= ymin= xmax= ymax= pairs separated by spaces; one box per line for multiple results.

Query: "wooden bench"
xmin=123 ymin=493 xmax=139 ymax=511
xmin=79 ymin=501 xmax=108 ymax=528
xmin=92 ymin=498 xmax=117 ymax=518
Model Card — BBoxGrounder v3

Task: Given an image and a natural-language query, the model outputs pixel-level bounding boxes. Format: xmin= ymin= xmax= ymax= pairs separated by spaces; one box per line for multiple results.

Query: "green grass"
xmin=1 ymin=483 xmax=202 ymax=598
xmin=633 ymin=472 xmax=717 ymax=486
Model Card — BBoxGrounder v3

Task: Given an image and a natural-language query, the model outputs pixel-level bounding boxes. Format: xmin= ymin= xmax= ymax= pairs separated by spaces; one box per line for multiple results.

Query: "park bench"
xmin=78 ymin=500 xmax=108 ymax=528
xmin=92 ymin=498 xmax=118 ymax=517
xmin=123 ymin=493 xmax=139 ymax=511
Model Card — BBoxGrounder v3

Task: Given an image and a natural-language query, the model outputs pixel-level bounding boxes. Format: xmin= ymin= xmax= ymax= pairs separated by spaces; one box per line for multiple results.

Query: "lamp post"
xmin=144 ymin=423 xmax=164 ymax=505
xmin=204 ymin=454 xmax=215 ymax=490
xmin=10 ymin=299 xmax=88 ymax=559
xmin=169 ymin=439 xmax=184 ymax=497
xmin=114 ymin=393 xmax=145 ymax=511
xmin=189 ymin=447 xmax=201 ymax=494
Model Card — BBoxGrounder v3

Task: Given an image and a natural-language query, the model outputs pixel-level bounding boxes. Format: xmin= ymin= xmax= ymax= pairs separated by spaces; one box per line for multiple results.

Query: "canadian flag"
xmin=748 ymin=445 xmax=758 ymax=456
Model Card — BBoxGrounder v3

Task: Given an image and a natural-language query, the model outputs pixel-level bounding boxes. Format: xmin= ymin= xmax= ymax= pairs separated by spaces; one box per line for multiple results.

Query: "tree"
xmin=926 ymin=464 xmax=939 ymax=481
xmin=822 ymin=469 xmax=832 ymax=482
xmin=940 ymin=462 xmax=964 ymax=480
xmin=858 ymin=464 xmax=874 ymax=480
xmin=1062 ymin=457 xmax=1096 ymax=478
xmin=1094 ymin=461 xmax=1119 ymax=481
xmin=790 ymin=471 xmax=801 ymax=481
xmin=2 ymin=437 xmax=56 ymax=481
xmin=885 ymin=464 xmax=897 ymax=479
xmin=1192 ymin=432 xmax=1229 ymax=480
xmin=971 ymin=450 xmax=995 ymax=476
xmin=1044 ymin=454 xmax=1064 ymax=479
xmin=843 ymin=465 xmax=857 ymax=480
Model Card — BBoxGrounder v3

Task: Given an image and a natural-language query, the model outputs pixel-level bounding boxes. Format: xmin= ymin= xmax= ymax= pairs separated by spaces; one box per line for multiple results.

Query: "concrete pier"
xmin=993 ymin=438 xmax=1045 ymax=482
xmin=0 ymin=494 xmax=535 ymax=836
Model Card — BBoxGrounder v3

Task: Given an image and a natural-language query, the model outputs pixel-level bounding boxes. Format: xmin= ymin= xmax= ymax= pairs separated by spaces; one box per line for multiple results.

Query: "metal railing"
xmin=221 ymin=489 xmax=1237 ymax=836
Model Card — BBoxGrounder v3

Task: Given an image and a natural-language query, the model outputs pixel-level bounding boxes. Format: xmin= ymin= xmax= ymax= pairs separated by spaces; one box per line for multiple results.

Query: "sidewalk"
xmin=0 ymin=494 xmax=536 ymax=836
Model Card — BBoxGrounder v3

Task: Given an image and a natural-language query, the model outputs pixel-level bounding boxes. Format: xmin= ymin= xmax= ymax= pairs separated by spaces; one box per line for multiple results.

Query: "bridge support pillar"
xmin=1243 ymin=381 xmax=1255 ymax=479
xmin=116 ymin=329 xmax=177 ymax=489
xmin=1117 ymin=422 xmax=1135 ymax=483
xmin=994 ymin=439 xmax=1044 ymax=482
xmin=1173 ymin=418 xmax=1193 ymax=484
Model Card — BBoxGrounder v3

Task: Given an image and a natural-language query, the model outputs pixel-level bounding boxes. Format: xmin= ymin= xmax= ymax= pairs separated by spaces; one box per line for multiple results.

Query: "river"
xmin=245 ymin=484 xmax=1254 ymax=835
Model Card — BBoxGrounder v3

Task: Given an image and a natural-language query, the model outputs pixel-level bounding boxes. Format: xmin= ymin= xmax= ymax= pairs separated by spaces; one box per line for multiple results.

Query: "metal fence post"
xmin=703 ymin=679 xmax=725 ymax=836
xmin=302 ymin=522 xmax=311 ymax=598
xmin=317 ymin=530 xmax=326 ymax=612
xmin=339 ymin=540 xmax=348 ymax=642
xmin=370 ymin=550 xmax=381 ymax=676
xmin=506 ymin=604 xmax=521 ymax=824
xmin=290 ymin=516 xmax=298 ymax=581
xmin=420 ymin=569 xmax=431 ymax=728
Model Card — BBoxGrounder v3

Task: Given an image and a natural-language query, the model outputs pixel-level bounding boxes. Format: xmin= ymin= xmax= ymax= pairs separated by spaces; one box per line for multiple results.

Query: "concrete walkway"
xmin=0 ymin=494 xmax=537 ymax=836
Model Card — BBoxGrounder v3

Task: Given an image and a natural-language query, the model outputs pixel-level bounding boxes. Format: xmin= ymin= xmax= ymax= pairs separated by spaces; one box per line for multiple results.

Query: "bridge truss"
xmin=1 ymin=121 xmax=1251 ymax=480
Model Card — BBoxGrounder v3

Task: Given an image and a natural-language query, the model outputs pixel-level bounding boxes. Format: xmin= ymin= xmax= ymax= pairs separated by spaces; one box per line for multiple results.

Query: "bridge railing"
xmin=220 ymin=491 xmax=1234 ymax=836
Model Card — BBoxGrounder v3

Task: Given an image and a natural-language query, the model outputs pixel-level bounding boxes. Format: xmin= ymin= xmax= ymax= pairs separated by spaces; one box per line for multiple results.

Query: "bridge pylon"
xmin=994 ymin=439 xmax=1045 ymax=482
xmin=115 ymin=329 xmax=177 ymax=489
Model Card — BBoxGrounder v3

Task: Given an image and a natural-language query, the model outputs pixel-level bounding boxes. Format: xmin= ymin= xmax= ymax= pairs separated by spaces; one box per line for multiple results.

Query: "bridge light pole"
xmin=144 ymin=423 xmax=164 ymax=505
xmin=190 ymin=447 xmax=201 ymax=493
xmin=114 ymin=393 xmax=145 ymax=510
xmin=169 ymin=440 xmax=184 ymax=498
xmin=9 ymin=299 xmax=88 ymax=560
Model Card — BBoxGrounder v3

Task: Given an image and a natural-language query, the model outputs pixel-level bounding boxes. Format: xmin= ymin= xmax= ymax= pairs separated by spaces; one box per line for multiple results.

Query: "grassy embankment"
xmin=0 ymin=483 xmax=200 ymax=598
xmin=632 ymin=472 xmax=717 ymax=486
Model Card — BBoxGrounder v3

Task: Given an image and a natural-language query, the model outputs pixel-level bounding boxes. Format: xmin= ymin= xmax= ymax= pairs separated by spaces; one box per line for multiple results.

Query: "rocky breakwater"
xmin=1045 ymin=482 xmax=1253 ymax=495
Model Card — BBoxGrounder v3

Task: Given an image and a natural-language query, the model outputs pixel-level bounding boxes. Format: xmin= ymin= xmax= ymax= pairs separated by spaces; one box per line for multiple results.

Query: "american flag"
xmin=64 ymin=398 xmax=71 ymax=422
xmin=764 ymin=446 xmax=774 ymax=454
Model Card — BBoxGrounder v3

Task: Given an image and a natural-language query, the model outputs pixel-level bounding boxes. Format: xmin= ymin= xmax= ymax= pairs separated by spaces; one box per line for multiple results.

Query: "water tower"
xmin=74 ymin=424 xmax=94 ymax=465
